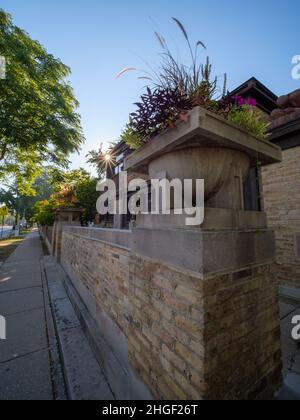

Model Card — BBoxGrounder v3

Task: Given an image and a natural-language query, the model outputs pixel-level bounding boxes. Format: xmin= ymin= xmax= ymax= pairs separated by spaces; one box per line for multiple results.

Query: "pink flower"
xmin=233 ymin=96 xmax=246 ymax=107
xmin=232 ymin=96 xmax=257 ymax=108
xmin=247 ymin=98 xmax=257 ymax=107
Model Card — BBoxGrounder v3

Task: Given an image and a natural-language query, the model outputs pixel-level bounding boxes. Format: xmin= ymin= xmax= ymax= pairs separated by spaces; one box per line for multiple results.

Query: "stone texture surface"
xmin=277 ymin=90 xmax=300 ymax=109
xmin=61 ymin=231 xmax=130 ymax=336
xmin=60 ymin=228 xmax=282 ymax=400
xmin=270 ymin=89 xmax=300 ymax=129
xmin=129 ymin=256 xmax=281 ymax=400
xmin=262 ymin=146 xmax=300 ymax=288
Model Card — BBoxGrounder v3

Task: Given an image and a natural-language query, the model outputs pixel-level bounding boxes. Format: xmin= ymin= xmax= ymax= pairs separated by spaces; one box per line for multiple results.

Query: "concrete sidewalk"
xmin=277 ymin=287 xmax=300 ymax=400
xmin=0 ymin=231 xmax=55 ymax=400
xmin=1 ymin=230 xmax=300 ymax=400
xmin=0 ymin=230 xmax=114 ymax=400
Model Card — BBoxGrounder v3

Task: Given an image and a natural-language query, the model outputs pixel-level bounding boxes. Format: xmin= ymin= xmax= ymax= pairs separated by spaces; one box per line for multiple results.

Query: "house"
xmin=105 ymin=78 xmax=300 ymax=291
xmin=50 ymin=78 xmax=286 ymax=400
xmin=262 ymin=88 xmax=300 ymax=290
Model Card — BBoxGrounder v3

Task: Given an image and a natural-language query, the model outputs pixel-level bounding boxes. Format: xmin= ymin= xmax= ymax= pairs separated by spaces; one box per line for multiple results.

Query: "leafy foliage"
xmin=0 ymin=168 xmax=56 ymax=223
xmin=32 ymin=198 xmax=74 ymax=226
xmin=120 ymin=122 xmax=143 ymax=150
xmin=0 ymin=204 xmax=8 ymax=219
xmin=130 ymin=87 xmax=193 ymax=141
xmin=0 ymin=9 xmax=84 ymax=191
xmin=119 ymin=17 xmax=268 ymax=146
xmin=0 ymin=147 xmax=43 ymax=196
xmin=152 ymin=26 xmax=221 ymax=109
xmin=227 ymin=104 xmax=270 ymax=139
xmin=75 ymin=178 xmax=99 ymax=224
xmin=32 ymin=168 xmax=99 ymax=225
xmin=118 ymin=18 xmax=226 ymax=147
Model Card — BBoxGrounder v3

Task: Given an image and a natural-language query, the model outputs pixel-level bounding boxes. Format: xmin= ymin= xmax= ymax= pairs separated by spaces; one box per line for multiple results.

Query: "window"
xmin=116 ymin=152 xmax=124 ymax=163
xmin=243 ymin=168 xmax=261 ymax=211
xmin=114 ymin=162 xmax=124 ymax=175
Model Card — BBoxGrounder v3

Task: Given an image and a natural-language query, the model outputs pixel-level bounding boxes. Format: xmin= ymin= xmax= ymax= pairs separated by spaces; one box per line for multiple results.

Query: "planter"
xmin=149 ymin=147 xmax=250 ymax=201
xmin=125 ymin=106 xmax=282 ymax=209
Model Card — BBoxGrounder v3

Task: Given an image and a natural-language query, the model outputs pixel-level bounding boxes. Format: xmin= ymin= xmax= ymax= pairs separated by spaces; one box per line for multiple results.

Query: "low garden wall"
xmin=262 ymin=146 xmax=300 ymax=289
xmin=60 ymin=226 xmax=151 ymax=399
xmin=40 ymin=225 xmax=53 ymax=254
xmin=56 ymin=225 xmax=281 ymax=400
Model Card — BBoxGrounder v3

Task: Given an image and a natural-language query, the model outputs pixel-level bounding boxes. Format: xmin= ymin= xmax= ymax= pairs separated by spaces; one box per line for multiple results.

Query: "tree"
xmin=32 ymin=197 xmax=75 ymax=226
xmin=0 ymin=185 xmax=28 ymax=225
xmin=32 ymin=168 xmax=100 ymax=225
xmin=52 ymin=168 xmax=99 ymax=224
xmin=75 ymin=177 xmax=99 ymax=224
xmin=0 ymin=167 xmax=56 ymax=224
xmin=0 ymin=9 xmax=84 ymax=193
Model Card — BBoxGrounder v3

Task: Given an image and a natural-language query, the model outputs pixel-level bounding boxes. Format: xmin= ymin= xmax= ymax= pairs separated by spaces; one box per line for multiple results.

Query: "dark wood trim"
xmin=229 ymin=77 xmax=278 ymax=115
xmin=270 ymin=119 xmax=300 ymax=150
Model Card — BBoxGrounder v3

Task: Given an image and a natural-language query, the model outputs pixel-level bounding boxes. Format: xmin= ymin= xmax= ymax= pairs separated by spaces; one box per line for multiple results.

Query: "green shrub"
xmin=228 ymin=105 xmax=270 ymax=139
xmin=120 ymin=122 xmax=144 ymax=150
xmin=32 ymin=199 xmax=74 ymax=226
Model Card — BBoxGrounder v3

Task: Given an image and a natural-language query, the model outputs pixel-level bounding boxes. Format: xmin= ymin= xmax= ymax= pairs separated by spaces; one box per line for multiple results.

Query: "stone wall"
xmin=262 ymin=146 xmax=300 ymax=288
xmin=58 ymin=226 xmax=281 ymax=400
xmin=39 ymin=225 xmax=53 ymax=254
xmin=59 ymin=226 xmax=153 ymax=400
xmin=130 ymin=255 xmax=281 ymax=400
xmin=61 ymin=229 xmax=130 ymax=335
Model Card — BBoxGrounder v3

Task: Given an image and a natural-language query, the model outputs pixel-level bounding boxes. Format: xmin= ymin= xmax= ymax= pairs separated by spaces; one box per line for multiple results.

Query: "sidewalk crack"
xmin=0 ymin=347 xmax=50 ymax=365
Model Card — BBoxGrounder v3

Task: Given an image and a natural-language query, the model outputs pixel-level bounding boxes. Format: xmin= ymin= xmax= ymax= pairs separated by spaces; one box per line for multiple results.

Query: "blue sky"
xmin=1 ymin=0 xmax=300 ymax=173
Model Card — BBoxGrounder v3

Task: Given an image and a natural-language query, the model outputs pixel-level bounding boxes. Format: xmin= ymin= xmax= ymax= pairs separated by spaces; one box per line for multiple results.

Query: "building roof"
xmin=270 ymin=118 xmax=300 ymax=150
xmin=269 ymin=88 xmax=300 ymax=150
xmin=229 ymin=77 xmax=278 ymax=115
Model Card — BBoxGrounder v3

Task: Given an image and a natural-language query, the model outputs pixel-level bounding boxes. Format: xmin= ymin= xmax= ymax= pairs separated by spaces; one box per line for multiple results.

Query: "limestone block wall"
xmin=130 ymin=256 xmax=281 ymax=400
xmin=262 ymin=146 xmax=300 ymax=288
xmin=39 ymin=225 xmax=53 ymax=254
xmin=59 ymin=226 xmax=281 ymax=400
xmin=61 ymin=228 xmax=130 ymax=336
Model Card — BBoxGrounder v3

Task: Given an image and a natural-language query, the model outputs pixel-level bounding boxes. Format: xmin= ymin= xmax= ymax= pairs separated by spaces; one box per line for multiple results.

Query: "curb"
xmin=42 ymin=256 xmax=114 ymax=400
